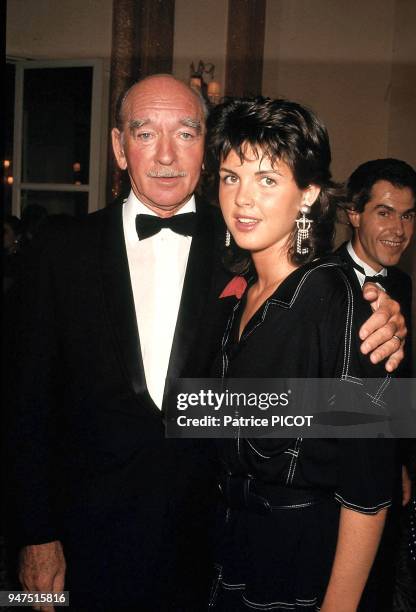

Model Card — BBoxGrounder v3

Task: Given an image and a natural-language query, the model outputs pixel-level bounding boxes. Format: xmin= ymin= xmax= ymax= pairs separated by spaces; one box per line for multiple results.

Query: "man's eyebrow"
xmin=374 ymin=203 xmax=395 ymax=211
xmin=374 ymin=203 xmax=416 ymax=214
xmin=181 ymin=118 xmax=203 ymax=133
xmin=128 ymin=119 xmax=149 ymax=130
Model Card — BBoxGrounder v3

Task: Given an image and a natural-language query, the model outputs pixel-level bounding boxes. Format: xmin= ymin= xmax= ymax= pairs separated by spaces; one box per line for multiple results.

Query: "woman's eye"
xmin=260 ymin=176 xmax=276 ymax=186
xmin=221 ymin=175 xmax=238 ymax=184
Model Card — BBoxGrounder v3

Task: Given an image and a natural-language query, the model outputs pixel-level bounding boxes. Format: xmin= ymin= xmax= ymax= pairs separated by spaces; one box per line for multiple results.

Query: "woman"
xmin=205 ymin=97 xmax=396 ymax=611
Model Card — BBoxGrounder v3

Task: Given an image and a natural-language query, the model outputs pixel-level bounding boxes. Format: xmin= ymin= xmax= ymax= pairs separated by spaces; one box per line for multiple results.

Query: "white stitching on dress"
xmin=270 ymin=501 xmax=319 ymax=510
xmin=286 ymin=440 xmax=297 ymax=485
xmin=362 ymin=373 xmax=391 ymax=407
xmin=221 ymin=301 xmax=239 ymax=377
xmin=372 ymin=376 xmax=391 ymax=404
xmin=288 ymin=437 xmax=302 ymax=484
xmin=242 ymin=593 xmax=318 ymax=610
xmin=337 ymin=270 xmax=353 ymax=379
xmin=286 ymin=437 xmax=302 ymax=485
xmin=284 ymin=449 xmax=299 ymax=456
xmin=336 ymin=272 xmax=393 ymax=425
xmin=340 ymin=375 xmax=363 ymax=384
xmin=334 ymin=492 xmax=392 ymax=514
xmin=221 ymin=581 xmax=246 ymax=590
xmin=208 ymin=564 xmax=223 ymax=607
xmin=219 ymin=579 xmax=320 ymax=609
xmin=246 ymin=439 xmax=272 ymax=458
xmin=364 ymin=392 xmax=387 ymax=408
xmin=270 ymin=263 xmax=337 ymax=308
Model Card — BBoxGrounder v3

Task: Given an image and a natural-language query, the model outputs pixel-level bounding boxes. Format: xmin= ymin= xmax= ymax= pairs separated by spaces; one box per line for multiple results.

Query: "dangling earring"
xmin=225 ymin=229 xmax=231 ymax=247
xmin=296 ymin=204 xmax=313 ymax=255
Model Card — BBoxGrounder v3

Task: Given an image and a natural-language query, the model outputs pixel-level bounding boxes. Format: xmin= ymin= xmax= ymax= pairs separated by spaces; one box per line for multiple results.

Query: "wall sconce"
xmin=189 ymin=60 xmax=221 ymax=105
xmin=73 ymin=161 xmax=82 ymax=185
xmin=4 ymin=159 xmax=13 ymax=186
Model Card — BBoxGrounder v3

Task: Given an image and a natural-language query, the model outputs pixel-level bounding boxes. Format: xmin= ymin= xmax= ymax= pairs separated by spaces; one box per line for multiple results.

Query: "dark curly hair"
xmin=205 ymin=97 xmax=342 ymax=273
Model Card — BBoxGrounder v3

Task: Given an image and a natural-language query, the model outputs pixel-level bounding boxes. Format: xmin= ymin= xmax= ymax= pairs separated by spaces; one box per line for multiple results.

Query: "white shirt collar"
xmin=123 ymin=190 xmax=196 ymax=247
xmin=347 ymin=241 xmax=387 ymax=277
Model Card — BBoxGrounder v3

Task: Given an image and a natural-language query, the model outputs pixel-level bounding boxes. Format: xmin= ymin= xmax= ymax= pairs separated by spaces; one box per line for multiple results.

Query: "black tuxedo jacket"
xmin=335 ymin=241 xmax=413 ymax=377
xmin=7 ymin=199 xmax=234 ymax=609
xmin=332 ymin=243 xmax=412 ymax=611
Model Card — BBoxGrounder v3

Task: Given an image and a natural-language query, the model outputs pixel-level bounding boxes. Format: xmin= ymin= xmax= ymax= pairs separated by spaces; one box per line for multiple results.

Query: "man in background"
xmin=338 ymin=157 xmax=415 ymax=375
xmin=337 ymin=157 xmax=416 ymax=611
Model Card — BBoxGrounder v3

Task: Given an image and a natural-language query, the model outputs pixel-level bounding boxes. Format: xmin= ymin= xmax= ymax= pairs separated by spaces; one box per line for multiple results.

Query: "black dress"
xmin=209 ymin=259 xmax=396 ymax=611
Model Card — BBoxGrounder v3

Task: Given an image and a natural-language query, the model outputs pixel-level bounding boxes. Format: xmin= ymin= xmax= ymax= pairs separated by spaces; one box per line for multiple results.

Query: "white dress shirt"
xmin=123 ymin=191 xmax=195 ymax=409
xmin=347 ymin=241 xmax=387 ymax=288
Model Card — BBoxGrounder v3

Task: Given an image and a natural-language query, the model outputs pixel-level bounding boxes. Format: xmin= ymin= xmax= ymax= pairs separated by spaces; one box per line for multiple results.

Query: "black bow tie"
xmin=349 ymin=259 xmax=389 ymax=289
xmin=135 ymin=213 xmax=196 ymax=240
xmin=363 ymin=274 xmax=390 ymax=290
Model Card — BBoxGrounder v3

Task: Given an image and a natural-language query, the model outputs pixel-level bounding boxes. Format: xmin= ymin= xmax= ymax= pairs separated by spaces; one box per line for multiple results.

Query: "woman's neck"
xmin=251 ymin=245 xmax=298 ymax=292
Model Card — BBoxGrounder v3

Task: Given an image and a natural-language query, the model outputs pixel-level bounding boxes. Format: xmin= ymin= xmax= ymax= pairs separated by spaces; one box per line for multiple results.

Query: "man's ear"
xmin=111 ymin=128 xmax=127 ymax=170
xmin=346 ymin=208 xmax=361 ymax=228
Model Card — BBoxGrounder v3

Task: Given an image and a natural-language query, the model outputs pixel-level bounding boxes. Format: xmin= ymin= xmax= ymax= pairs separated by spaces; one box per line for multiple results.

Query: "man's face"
xmin=112 ymin=77 xmax=205 ymax=217
xmin=348 ymin=180 xmax=415 ymax=270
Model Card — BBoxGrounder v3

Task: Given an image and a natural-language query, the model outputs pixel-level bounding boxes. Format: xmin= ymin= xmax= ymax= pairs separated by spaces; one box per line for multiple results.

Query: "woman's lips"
xmin=234 ymin=216 xmax=260 ymax=232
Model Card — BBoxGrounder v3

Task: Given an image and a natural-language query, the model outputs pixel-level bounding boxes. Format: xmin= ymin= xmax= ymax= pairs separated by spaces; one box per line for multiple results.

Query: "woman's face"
xmin=219 ymin=146 xmax=315 ymax=257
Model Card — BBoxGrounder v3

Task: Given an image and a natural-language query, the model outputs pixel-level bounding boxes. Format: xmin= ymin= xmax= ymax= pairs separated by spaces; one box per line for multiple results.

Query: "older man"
xmin=10 ymin=76 xmax=406 ymax=611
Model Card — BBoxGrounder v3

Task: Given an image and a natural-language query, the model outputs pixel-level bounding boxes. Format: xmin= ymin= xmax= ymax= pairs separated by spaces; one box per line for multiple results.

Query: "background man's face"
xmin=112 ymin=77 xmax=205 ymax=217
xmin=348 ymin=179 xmax=415 ymax=270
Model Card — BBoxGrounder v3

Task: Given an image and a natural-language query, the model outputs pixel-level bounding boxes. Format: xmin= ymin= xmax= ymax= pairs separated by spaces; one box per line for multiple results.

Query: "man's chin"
xmin=139 ymin=193 xmax=193 ymax=215
xmin=377 ymin=254 xmax=402 ymax=268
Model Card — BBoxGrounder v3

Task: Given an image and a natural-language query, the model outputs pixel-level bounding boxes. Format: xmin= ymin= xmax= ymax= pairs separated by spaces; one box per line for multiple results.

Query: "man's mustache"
xmin=147 ymin=169 xmax=187 ymax=178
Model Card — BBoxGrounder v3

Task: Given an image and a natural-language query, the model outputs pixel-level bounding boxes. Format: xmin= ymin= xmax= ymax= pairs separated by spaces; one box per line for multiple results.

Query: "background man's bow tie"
xmin=351 ymin=257 xmax=390 ymax=291
xmin=350 ymin=260 xmax=390 ymax=290
xmin=363 ymin=274 xmax=390 ymax=290
xmin=135 ymin=213 xmax=196 ymax=240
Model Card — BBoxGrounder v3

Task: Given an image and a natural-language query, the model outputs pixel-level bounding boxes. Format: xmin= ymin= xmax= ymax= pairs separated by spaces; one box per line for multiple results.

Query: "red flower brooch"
xmin=219 ymin=276 xmax=247 ymax=299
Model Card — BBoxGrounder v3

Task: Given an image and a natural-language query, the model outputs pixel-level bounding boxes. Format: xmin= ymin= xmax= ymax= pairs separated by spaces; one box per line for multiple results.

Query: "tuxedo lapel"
xmin=335 ymin=242 xmax=363 ymax=293
xmin=335 ymin=241 xmax=376 ymax=324
xmin=99 ymin=204 xmax=148 ymax=398
xmin=164 ymin=203 xmax=216 ymax=398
